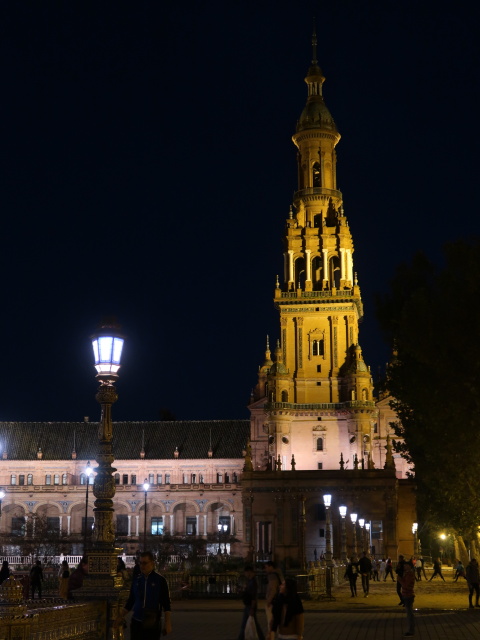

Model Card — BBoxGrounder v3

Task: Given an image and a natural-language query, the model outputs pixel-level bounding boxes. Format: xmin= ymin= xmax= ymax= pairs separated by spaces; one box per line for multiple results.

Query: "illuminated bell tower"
xmin=249 ymin=30 xmax=375 ymax=471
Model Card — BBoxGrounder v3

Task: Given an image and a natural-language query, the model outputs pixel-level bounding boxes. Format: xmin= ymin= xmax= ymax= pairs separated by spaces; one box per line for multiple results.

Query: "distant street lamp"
xmin=217 ymin=523 xmax=228 ymax=554
xmin=365 ymin=522 xmax=371 ymax=554
xmin=83 ymin=462 xmax=93 ymax=551
xmin=339 ymin=506 xmax=347 ymax=562
xmin=412 ymin=522 xmax=418 ymax=555
xmin=323 ymin=494 xmax=333 ymax=599
xmin=143 ymin=481 xmax=150 ymax=550
xmin=350 ymin=513 xmax=358 ymax=557
xmin=359 ymin=518 xmax=365 ymax=553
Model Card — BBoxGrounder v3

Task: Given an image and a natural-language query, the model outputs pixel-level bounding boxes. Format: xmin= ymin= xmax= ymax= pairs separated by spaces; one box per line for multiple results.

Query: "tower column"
xmin=322 ymin=249 xmax=328 ymax=287
xmin=339 ymin=248 xmax=345 ymax=282
xmin=288 ymin=250 xmax=294 ymax=285
xmin=305 ymin=249 xmax=311 ymax=281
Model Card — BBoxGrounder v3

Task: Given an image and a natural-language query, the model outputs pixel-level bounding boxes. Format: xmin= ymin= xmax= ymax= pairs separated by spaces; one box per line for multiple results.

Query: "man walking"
xmin=359 ymin=552 xmax=372 ymax=597
xmin=465 ymin=558 xmax=480 ymax=608
xmin=115 ymin=551 xmax=172 ymax=639
xmin=429 ymin=557 xmax=446 ymax=582
xmin=396 ymin=554 xmax=406 ymax=605
xmin=30 ymin=560 xmax=44 ymax=599
xmin=399 ymin=560 xmax=416 ymax=637
xmin=264 ymin=561 xmax=282 ymax=639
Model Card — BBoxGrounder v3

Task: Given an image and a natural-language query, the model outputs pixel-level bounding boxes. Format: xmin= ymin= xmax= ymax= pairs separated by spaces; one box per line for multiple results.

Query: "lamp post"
xmin=412 ymin=522 xmax=418 ymax=556
xmin=143 ymin=481 xmax=150 ymax=550
xmin=217 ymin=523 xmax=228 ymax=554
xmin=339 ymin=506 xmax=347 ymax=562
xmin=85 ymin=320 xmax=125 ymax=586
xmin=350 ymin=513 xmax=358 ymax=557
xmin=359 ymin=518 xmax=365 ymax=553
xmin=83 ymin=461 xmax=93 ymax=552
xmin=323 ymin=494 xmax=333 ymax=599
xmin=365 ymin=522 xmax=371 ymax=554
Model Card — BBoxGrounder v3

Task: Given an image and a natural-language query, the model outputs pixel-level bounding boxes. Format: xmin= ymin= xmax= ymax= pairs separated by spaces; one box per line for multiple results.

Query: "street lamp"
xmin=143 ymin=481 xmax=150 ymax=550
xmin=339 ymin=506 xmax=347 ymax=562
xmin=359 ymin=518 xmax=365 ymax=553
xmin=217 ymin=523 xmax=228 ymax=554
xmin=89 ymin=320 xmax=124 ymax=569
xmin=412 ymin=522 xmax=418 ymax=555
xmin=365 ymin=522 xmax=371 ymax=554
xmin=350 ymin=513 xmax=358 ymax=557
xmin=83 ymin=462 xmax=93 ymax=551
xmin=323 ymin=494 xmax=333 ymax=599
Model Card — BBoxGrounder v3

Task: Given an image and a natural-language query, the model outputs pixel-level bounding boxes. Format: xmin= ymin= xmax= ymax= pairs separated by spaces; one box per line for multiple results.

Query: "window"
xmin=12 ymin=517 xmax=25 ymax=536
xmin=183 ymin=474 xmax=188 ymax=484
xmin=80 ymin=474 xmax=86 ymax=485
xmin=10 ymin=474 xmax=16 ymax=485
xmin=225 ymin=473 xmax=230 ymax=483
xmin=131 ymin=474 xmax=137 ymax=485
xmin=19 ymin=475 xmax=25 ymax=486
xmin=316 ymin=437 xmax=324 ymax=451
xmin=45 ymin=475 xmax=51 ymax=485
xmin=317 ymin=462 xmax=323 ymax=470
xmin=217 ymin=473 xmax=223 ymax=483
xmin=151 ymin=517 xmax=164 ymax=535
xmin=317 ymin=365 xmax=321 ymax=373
xmin=116 ymin=515 xmax=128 ymax=536
xmin=232 ymin=473 xmax=238 ymax=483
xmin=122 ymin=474 xmax=129 ymax=485
xmin=186 ymin=516 xmax=196 ymax=535
xmin=191 ymin=474 xmax=196 ymax=483
xmin=62 ymin=473 xmax=68 ymax=485
xmin=27 ymin=474 xmax=33 ymax=485
xmin=319 ymin=528 xmax=325 ymax=537
xmin=316 ymin=504 xmax=326 ymax=520
xmin=149 ymin=473 xmax=154 ymax=485
xmin=47 ymin=517 xmax=60 ymax=534
xmin=54 ymin=474 xmax=60 ymax=485
xmin=165 ymin=474 xmax=170 ymax=484
xmin=82 ymin=516 xmax=94 ymax=536
xmin=281 ymin=390 xmax=288 ymax=402
xmin=157 ymin=474 xmax=162 ymax=485
xmin=312 ymin=339 xmax=324 ymax=356
xmin=199 ymin=474 xmax=204 ymax=483
xmin=312 ymin=162 xmax=321 ymax=187
xmin=114 ymin=473 xmax=120 ymax=485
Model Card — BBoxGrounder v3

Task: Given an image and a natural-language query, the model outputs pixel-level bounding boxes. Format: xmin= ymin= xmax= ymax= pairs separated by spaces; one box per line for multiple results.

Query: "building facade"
xmin=0 ymin=38 xmax=414 ymax=566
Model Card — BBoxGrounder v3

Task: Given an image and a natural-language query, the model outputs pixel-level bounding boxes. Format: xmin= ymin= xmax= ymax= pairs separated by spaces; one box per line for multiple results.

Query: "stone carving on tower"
xmin=249 ymin=28 xmax=375 ymax=472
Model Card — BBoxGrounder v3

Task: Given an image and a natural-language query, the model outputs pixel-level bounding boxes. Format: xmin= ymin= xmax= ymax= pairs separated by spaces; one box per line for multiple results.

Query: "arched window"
xmin=316 ymin=437 xmax=324 ymax=451
xmin=362 ymin=388 xmax=369 ymax=400
xmin=114 ymin=473 xmax=120 ymax=485
xmin=27 ymin=474 xmax=33 ymax=485
xmin=233 ymin=472 xmax=238 ymax=483
xmin=62 ymin=473 xmax=68 ymax=485
xmin=199 ymin=474 xmax=204 ymax=483
xmin=217 ymin=473 xmax=223 ymax=483
xmin=149 ymin=473 xmax=154 ymax=485
xmin=80 ymin=473 xmax=86 ymax=485
xmin=131 ymin=474 xmax=137 ymax=485
xmin=191 ymin=474 xmax=196 ymax=483
xmin=281 ymin=390 xmax=288 ymax=402
xmin=165 ymin=474 xmax=170 ymax=484
xmin=351 ymin=389 xmax=356 ymax=400
xmin=294 ymin=257 xmax=306 ymax=289
xmin=329 ymin=255 xmax=341 ymax=288
xmin=312 ymin=162 xmax=321 ymax=187
xmin=10 ymin=474 xmax=16 ymax=485
xmin=54 ymin=474 xmax=60 ymax=485
xmin=45 ymin=474 xmax=51 ymax=485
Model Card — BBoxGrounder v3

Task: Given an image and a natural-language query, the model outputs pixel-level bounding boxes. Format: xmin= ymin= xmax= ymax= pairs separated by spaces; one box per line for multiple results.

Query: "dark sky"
xmin=0 ymin=1 xmax=479 ymax=422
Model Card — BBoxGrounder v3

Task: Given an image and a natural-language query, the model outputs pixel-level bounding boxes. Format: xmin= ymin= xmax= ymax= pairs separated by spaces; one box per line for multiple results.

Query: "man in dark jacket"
xmin=30 ymin=560 xmax=44 ymax=599
xmin=359 ymin=552 xmax=372 ymax=597
xmin=116 ymin=551 xmax=172 ymax=639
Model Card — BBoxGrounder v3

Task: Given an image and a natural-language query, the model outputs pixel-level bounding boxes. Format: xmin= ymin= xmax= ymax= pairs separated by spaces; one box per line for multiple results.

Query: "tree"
xmin=376 ymin=241 xmax=480 ymax=540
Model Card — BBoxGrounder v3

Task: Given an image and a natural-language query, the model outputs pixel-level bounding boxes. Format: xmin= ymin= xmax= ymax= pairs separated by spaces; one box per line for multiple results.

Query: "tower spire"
xmin=311 ymin=18 xmax=318 ymax=65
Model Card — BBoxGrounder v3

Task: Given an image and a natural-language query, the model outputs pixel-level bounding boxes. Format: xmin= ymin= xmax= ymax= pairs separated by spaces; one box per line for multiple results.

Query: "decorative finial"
xmin=354 ymin=272 xmax=358 ymax=285
xmin=291 ymin=454 xmax=296 ymax=471
xmin=289 ymin=205 xmax=293 ymax=219
xmin=275 ymin=275 xmax=280 ymax=288
xmin=243 ymin=440 xmax=253 ymax=471
xmin=275 ymin=454 xmax=282 ymax=471
xmin=384 ymin=434 xmax=395 ymax=470
xmin=311 ymin=18 xmax=318 ymax=65
xmin=339 ymin=452 xmax=345 ymax=470
xmin=353 ymin=453 xmax=359 ymax=470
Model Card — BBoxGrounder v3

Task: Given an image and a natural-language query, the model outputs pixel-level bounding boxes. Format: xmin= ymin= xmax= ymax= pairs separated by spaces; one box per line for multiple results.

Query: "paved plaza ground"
xmin=166 ymin=570 xmax=480 ymax=639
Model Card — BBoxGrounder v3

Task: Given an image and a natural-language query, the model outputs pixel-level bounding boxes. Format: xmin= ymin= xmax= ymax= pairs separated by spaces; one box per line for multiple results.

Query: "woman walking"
xmin=58 ymin=560 xmax=70 ymax=599
xmin=271 ymin=578 xmax=304 ymax=640
xmin=465 ymin=558 xmax=480 ymax=608
xmin=344 ymin=557 xmax=359 ymax=597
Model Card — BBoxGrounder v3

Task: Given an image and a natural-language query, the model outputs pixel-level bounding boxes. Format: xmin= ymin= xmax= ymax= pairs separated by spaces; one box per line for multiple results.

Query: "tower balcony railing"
xmin=280 ymin=290 xmax=353 ymax=299
xmin=293 ymin=187 xmax=342 ymax=201
xmin=266 ymin=400 xmax=376 ymax=411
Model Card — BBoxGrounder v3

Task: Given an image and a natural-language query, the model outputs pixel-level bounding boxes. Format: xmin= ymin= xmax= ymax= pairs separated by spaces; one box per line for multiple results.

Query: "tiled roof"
xmin=0 ymin=420 xmax=250 ymax=461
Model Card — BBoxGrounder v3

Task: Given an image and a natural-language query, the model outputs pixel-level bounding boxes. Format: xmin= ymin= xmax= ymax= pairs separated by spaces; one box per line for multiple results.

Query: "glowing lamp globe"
xmin=365 ymin=522 xmax=371 ymax=532
xmin=323 ymin=494 xmax=332 ymax=508
xmin=143 ymin=482 xmax=150 ymax=492
xmin=359 ymin=518 xmax=365 ymax=528
xmin=0 ymin=489 xmax=5 ymax=500
xmin=350 ymin=513 xmax=357 ymax=524
xmin=339 ymin=505 xmax=347 ymax=518
xmin=92 ymin=321 xmax=125 ymax=378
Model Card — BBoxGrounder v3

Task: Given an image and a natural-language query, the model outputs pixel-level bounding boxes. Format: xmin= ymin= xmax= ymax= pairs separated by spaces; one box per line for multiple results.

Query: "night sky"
xmin=0 ymin=1 xmax=479 ymax=422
